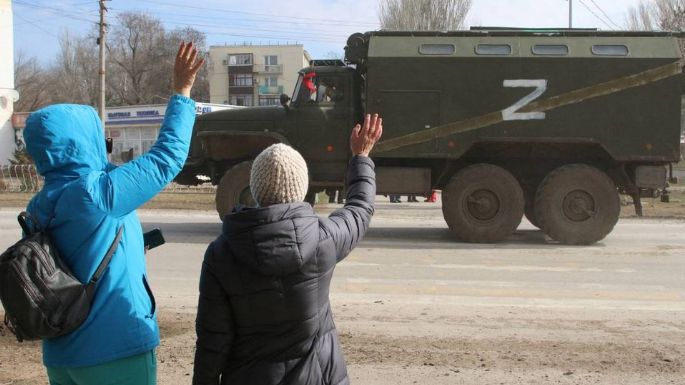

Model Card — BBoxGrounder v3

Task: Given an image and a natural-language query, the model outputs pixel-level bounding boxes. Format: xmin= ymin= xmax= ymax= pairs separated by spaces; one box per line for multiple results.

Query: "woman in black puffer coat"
xmin=193 ymin=114 xmax=383 ymax=385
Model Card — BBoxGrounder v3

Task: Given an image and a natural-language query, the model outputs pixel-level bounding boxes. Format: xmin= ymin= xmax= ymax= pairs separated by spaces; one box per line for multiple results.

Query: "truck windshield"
xmin=292 ymin=72 xmax=343 ymax=104
xmin=292 ymin=72 xmax=317 ymax=103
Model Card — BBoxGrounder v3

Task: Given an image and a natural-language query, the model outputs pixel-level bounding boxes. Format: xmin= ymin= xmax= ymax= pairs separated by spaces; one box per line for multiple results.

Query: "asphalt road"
xmin=0 ymin=204 xmax=684 ymax=384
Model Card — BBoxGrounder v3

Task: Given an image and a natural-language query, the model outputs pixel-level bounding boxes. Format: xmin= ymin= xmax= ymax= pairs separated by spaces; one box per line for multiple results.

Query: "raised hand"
xmin=350 ymin=113 xmax=383 ymax=157
xmin=173 ymin=41 xmax=205 ymax=97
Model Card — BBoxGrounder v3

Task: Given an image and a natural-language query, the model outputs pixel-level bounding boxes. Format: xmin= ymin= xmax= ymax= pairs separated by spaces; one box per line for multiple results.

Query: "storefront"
xmin=105 ymin=103 xmax=237 ymax=163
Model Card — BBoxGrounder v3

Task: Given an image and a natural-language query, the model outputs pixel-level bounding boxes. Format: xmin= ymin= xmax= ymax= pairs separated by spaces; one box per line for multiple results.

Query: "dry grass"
xmin=0 ymin=192 xmax=216 ymax=211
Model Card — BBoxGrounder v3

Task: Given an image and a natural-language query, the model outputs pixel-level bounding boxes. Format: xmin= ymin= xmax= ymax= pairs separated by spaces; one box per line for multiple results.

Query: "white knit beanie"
xmin=250 ymin=143 xmax=309 ymax=207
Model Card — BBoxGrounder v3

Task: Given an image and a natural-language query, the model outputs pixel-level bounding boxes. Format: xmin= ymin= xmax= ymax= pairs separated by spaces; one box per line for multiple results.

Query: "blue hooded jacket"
xmin=23 ymin=95 xmax=196 ymax=367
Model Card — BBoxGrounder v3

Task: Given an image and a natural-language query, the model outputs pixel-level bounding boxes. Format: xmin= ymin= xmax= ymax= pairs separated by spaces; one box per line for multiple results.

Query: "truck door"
xmin=293 ymin=71 xmax=354 ymax=182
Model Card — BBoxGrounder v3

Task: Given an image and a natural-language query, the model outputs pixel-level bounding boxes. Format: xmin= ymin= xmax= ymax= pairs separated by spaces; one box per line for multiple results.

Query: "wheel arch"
xmin=433 ymin=141 xmax=621 ymax=189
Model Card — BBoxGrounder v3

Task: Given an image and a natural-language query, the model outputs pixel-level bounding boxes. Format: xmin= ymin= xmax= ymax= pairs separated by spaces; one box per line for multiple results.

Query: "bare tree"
xmin=627 ymin=0 xmax=685 ymax=30
xmin=14 ymin=12 xmax=208 ymax=110
xmin=50 ymin=31 xmax=100 ymax=105
xmin=626 ymin=2 xmax=654 ymax=30
xmin=325 ymin=51 xmax=345 ymax=60
xmin=378 ymin=0 xmax=472 ymax=31
xmin=105 ymin=13 xmax=208 ymax=105
xmin=626 ymin=0 xmax=685 ymax=53
xmin=164 ymin=27 xmax=209 ymax=102
xmin=107 ymin=12 xmax=167 ymax=105
xmin=654 ymin=0 xmax=685 ymax=30
xmin=13 ymin=52 xmax=52 ymax=111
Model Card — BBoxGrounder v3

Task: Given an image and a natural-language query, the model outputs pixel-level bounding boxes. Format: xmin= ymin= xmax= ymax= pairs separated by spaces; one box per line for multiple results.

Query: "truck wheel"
xmin=535 ymin=164 xmax=619 ymax=245
xmin=215 ymin=161 xmax=255 ymax=219
xmin=442 ymin=164 xmax=524 ymax=243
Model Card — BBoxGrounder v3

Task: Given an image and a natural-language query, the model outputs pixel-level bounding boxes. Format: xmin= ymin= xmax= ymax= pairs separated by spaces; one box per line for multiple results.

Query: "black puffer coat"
xmin=193 ymin=156 xmax=376 ymax=385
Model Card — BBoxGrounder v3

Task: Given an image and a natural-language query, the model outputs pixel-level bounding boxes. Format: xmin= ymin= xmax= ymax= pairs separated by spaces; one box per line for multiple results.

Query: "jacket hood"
xmin=24 ymin=104 xmax=108 ymax=179
xmin=222 ymin=202 xmax=320 ymax=276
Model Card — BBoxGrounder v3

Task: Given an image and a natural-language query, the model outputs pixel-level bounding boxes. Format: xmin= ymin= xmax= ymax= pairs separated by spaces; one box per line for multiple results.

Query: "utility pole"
xmin=568 ymin=0 xmax=573 ymax=28
xmin=98 ymin=0 xmax=108 ymax=130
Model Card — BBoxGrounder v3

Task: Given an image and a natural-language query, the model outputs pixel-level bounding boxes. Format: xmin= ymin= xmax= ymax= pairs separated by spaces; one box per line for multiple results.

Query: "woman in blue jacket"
xmin=23 ymin=42 xmax=204 ymax=385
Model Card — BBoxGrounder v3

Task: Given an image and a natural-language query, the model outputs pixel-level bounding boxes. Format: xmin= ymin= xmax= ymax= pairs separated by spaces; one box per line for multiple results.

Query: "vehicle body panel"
xmin=179 ymin=29 xmax=684 ymax=198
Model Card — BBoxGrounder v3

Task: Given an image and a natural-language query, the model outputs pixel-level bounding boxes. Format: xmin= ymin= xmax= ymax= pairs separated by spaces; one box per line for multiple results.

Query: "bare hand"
xmin=350 ymin=113 xmax=383 ymax=157
xmin=173 ymin=41 xmax=205 ymax=97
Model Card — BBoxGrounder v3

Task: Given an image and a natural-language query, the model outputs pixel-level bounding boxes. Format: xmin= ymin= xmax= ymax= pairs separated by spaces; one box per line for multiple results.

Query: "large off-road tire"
xmin=442 ymin=164 xmax=524 ymax=243
xmin=215 ymin=161 xmax=255 ymax=219
xmin=534 ymin=164 xmax=620 ymax=245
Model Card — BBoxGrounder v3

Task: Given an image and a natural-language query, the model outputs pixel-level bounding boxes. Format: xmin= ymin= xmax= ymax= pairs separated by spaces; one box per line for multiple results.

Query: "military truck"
xmin=176 ymin=29 xmax=684 ymax=245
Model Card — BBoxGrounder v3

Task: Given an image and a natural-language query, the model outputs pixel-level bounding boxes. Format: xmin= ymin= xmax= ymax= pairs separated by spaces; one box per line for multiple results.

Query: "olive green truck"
xmin=176 ymin=29 xmax=684 ymax=245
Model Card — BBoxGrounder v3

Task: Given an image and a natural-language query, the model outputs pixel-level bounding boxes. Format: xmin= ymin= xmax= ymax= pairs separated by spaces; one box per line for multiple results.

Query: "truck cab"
xmin=175 ymin=60 xmax=359 ymax=216
xmin=287 ymin=62 xmax=360 ymax=187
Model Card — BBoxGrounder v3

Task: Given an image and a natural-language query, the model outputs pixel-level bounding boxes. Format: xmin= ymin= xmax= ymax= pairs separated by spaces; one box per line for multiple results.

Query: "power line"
xmin=14 ymin=0 xmax=98 ymax=25
xmin=134 ymin=0 xmax=378 ymax=27
xmin=587 ymin=0 xmax=622 ymax=29
xmin=109 ymin=12 xmax=354 ymax=41
xmin=105 ymin=8 xmax=355 ymax=44
xmin=107 ymin=7 xmax=356 ymax=34
xmin=14 ymin=13 xmax=61 ymax=40
xmin=160 ymin=23 xmax=347 ymax=45
xmin=577 ymin=0 xmax=614 ymax=29
xmin=13 ymin=11 xmax=99 ymax=27
xmin=108 ymin=6 xmax=376 ymax=29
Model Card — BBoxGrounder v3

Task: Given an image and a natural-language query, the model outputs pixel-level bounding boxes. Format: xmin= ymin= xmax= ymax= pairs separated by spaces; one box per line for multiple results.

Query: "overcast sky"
xmin=11 ymin=0 xmax=645 ymax=64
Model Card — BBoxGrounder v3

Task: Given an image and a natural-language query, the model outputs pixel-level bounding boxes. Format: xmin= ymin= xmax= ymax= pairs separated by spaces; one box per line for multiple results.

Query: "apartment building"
xmin=0 ymin=0 xmax=18 ymax=164
xmin=208 ymin=43 xmax=311 ymax=106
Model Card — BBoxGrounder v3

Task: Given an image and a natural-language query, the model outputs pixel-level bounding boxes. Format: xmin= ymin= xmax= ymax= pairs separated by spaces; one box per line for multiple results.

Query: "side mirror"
xmin=280 ymin=93 xmax=291 ymax=107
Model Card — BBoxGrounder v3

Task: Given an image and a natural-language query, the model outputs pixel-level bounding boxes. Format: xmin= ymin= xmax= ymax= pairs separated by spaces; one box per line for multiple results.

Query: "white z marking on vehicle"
xmin=502 ymin=79 xmax=548 ymax=121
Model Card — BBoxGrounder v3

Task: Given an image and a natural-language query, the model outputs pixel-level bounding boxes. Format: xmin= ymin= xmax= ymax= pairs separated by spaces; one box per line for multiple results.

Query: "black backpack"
xmin=0 ymin=212 xmax=122 ymax=342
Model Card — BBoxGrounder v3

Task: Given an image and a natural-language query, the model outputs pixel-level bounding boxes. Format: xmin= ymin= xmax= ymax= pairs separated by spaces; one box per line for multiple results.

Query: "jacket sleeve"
xmin=193 ymin=247 xmax=234 ymax=385
xmin=93 ymin=94 xmax=196 ymax=217
xmin=319 ymin=155 xmax=376 ymax=262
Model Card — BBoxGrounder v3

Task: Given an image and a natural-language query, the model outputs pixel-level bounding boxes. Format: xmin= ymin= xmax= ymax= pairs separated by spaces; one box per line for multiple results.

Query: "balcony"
xmin=253 ymin=64 xmax=283 ymax=74
xmin=258 ymin=85 xmax=284 ymax=95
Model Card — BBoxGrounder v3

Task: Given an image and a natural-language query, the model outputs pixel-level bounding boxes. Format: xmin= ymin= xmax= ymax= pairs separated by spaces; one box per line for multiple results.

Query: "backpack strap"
xmin=17 ymin=211 xmax=41 ymax=235
xmin=85 ymin=225 xmax=124 ymax=299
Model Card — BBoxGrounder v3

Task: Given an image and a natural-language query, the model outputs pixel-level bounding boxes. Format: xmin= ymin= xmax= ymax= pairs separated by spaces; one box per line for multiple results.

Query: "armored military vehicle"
xmin=176 ymin=29 xmax=684 ymax=245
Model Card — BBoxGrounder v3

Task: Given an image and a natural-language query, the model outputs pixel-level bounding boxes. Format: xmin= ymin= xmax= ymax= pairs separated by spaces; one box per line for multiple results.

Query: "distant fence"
xmin=0 ymin=165 xmax=216 ymax=194
xmin=0 ymin=165 xmax=42 ymax=192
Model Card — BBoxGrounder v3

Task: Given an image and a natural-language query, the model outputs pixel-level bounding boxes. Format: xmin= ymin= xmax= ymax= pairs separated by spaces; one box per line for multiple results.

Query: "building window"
xmin=230 ymin=95 xmax=253 ymax=106
xmin=231 ymin=73 xmax=253 ymax=86
xmin=228 ymin=54 xmax=252 ymax=65
xmin=475 ymin=44 xmax=512 ymax=55
xmin=265 ymin=55 xmax=278 ymax=65
xmin=263 ymin=55 xmax=281 ymax=73
xmin=259 ymin=96 xmax=280 ymax=106
xmin=264 ymin=75 xmax=278 ymax=87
